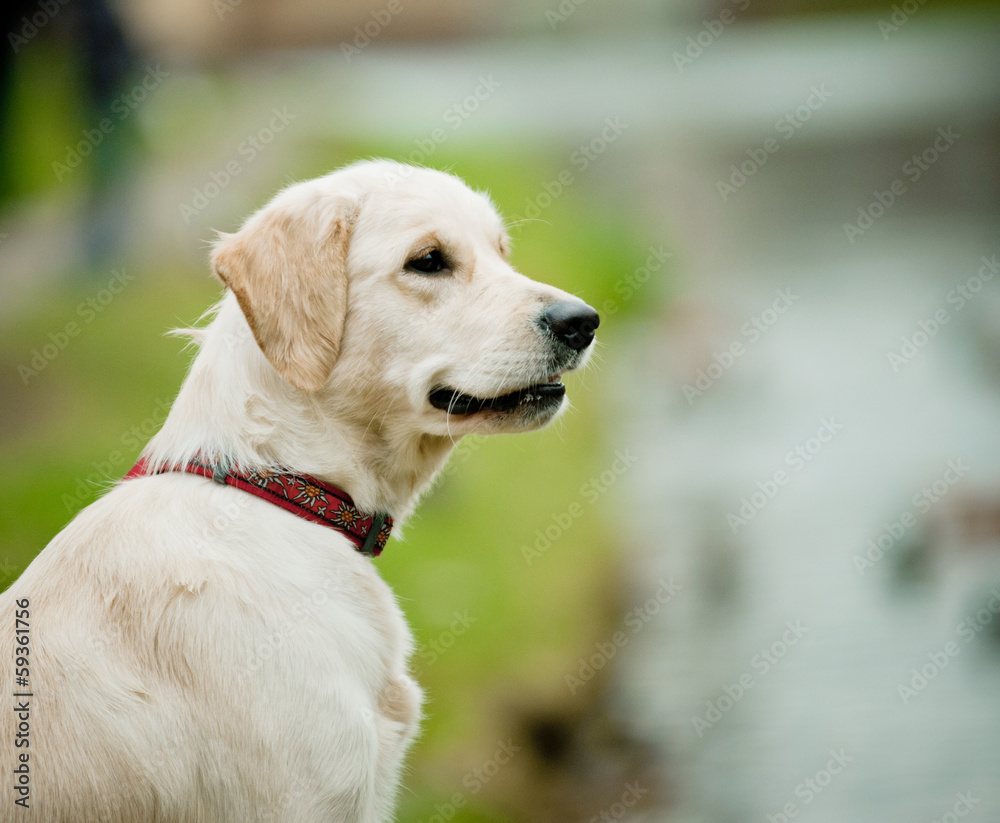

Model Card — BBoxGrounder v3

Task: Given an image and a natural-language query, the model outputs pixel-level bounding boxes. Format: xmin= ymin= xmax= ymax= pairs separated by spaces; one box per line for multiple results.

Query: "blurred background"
xmin=3 ymin=0 xmax=1000 ymax=820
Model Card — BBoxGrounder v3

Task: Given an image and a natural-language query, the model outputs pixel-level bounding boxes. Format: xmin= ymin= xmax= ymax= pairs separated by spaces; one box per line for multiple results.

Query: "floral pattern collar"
xmin=124 ymin=454 xmax=392 ymax=557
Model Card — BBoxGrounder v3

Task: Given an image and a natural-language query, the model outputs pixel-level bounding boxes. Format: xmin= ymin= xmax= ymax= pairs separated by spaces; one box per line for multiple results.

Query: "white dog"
xmin=0 ymin=160 xmax=599 ymax=822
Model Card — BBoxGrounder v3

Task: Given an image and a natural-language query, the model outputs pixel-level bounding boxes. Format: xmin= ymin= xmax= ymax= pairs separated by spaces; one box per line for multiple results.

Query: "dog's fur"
xmin=0 ymin=160 xmax=595 ymax=822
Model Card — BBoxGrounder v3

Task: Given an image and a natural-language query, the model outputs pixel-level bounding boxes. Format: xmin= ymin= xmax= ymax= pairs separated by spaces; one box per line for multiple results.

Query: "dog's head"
xmin=211 ymin=160 xmax=598 ymax=438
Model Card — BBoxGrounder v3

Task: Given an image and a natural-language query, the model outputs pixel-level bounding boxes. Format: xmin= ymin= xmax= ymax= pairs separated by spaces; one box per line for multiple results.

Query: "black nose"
xmin=541 ymin=301 xmax=600 ymax=351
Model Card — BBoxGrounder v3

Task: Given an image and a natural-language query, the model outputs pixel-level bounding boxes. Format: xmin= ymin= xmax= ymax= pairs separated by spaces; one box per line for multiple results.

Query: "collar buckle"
xmin=360 ymin=512 xmax=388 ymax=557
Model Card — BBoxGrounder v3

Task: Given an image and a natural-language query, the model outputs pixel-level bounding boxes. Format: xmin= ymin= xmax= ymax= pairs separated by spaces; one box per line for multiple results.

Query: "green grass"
xmin=0 ymin=131 xmax=668 ymax=820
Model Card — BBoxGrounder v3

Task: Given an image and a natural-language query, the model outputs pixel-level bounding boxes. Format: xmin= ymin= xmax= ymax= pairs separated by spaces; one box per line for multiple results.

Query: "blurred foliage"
xmin=3 ymin=36 xmax=88 ymax=201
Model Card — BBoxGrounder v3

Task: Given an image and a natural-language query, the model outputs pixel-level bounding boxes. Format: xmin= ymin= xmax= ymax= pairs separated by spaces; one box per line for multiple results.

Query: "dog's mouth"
xmin=429 ymin=375 xmax=565 ymax=416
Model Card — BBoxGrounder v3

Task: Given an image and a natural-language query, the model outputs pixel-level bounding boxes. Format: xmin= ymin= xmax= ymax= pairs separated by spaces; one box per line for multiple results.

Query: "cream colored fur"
xmin=0 ymin=160 xmax=594 ymax=822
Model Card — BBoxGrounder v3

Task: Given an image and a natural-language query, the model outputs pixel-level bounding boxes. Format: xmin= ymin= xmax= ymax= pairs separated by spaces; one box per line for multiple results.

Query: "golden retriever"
xmin=0 ymin=160 xmax=599 ymax=822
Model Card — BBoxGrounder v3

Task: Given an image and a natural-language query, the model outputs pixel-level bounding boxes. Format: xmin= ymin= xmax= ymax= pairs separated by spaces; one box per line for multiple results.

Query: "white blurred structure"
xmin=613 ymin=14 xmax=1000 ymax=823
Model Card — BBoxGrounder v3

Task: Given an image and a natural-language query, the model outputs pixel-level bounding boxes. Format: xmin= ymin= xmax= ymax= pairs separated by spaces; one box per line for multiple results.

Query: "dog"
xmin=0 ymin=160 xmax=599 ymax=822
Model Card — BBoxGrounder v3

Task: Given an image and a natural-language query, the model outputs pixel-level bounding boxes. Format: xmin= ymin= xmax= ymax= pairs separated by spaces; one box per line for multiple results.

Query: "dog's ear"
xmin=211 ymin=197 xmax=351 ymax=392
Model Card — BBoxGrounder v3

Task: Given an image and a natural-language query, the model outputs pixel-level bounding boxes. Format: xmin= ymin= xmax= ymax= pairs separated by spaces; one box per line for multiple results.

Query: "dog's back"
xmin=1 ymin=473 xmax=420 ymax=822
xmin=0 ymin=160 xmax=597 ymax=821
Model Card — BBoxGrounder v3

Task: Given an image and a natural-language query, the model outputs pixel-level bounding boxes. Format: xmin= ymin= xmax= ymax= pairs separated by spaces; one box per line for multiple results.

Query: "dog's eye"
xmin=405 ymin=249 xmax=448 ymax=275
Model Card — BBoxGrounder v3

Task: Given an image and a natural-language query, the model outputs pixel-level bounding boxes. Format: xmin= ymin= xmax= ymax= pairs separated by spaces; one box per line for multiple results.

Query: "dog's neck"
xmin=142 ymin=295 xmax=455 ymax=523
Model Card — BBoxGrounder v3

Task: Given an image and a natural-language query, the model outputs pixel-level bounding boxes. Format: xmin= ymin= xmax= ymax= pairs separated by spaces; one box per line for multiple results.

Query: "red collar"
xmin=124 ymin=455 xmax=392 ymax=557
